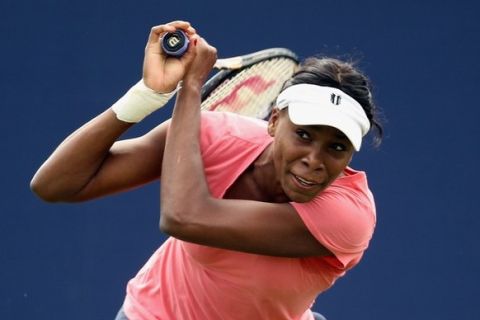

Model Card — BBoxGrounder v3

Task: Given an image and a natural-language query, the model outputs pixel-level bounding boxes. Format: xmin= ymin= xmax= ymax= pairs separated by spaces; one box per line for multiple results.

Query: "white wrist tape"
xmin=111 ymin=80 xmax=179 ymax=123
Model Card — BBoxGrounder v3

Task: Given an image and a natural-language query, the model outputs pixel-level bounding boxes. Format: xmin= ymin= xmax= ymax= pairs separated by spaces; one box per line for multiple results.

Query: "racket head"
xmin=200 ymin=48 xmax=299 ymax=120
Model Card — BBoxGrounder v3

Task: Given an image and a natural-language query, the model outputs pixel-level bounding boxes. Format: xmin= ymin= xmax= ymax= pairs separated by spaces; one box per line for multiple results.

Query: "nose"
xmin=301 ymin=147 xmax=325 ymax=171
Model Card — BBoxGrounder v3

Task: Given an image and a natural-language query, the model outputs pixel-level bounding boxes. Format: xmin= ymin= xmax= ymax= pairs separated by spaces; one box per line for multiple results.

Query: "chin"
xmin=286 ymin=191 xmax=317 ymax=203
xmin=283 ymin=175 xmax=327 ymax=203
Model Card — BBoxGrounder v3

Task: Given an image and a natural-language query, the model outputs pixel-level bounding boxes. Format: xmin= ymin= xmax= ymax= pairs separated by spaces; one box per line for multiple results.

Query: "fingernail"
xmin=194 ymin=39 xmax=198 ymax=46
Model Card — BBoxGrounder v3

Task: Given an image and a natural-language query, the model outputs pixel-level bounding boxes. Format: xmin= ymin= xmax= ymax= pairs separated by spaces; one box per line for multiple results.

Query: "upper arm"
xmin=70 ymin=120 xmax=171 ymax=201
xmin=162 ymin=198 xmax=333 ymax=258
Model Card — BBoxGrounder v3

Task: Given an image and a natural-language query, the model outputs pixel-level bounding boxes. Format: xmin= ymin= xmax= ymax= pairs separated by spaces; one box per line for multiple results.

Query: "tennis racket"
xmin=200 ymin=48 xmax=299 ymax=120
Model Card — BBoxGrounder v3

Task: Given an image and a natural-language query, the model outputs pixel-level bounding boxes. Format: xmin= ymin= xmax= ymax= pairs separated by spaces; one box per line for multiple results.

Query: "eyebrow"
xmin=335 ymin=131 xmax=348 ymax=140
xmin=307 ymin=125 xmax=349 ymax=140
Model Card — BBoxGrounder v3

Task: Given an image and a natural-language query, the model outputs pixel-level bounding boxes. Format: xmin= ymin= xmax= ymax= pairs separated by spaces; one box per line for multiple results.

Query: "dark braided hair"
xmin=282 ymin=57 xmax=383 ymax=147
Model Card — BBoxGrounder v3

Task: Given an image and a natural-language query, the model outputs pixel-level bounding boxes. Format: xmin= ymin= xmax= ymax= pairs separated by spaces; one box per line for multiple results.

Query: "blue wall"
xmin=1 ymin=0 xmax=479 ymax=319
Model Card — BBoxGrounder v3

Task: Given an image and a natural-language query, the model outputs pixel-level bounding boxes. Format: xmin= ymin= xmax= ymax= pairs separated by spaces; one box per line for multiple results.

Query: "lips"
xmin=291 ymin=173 xmax=321 ymax=190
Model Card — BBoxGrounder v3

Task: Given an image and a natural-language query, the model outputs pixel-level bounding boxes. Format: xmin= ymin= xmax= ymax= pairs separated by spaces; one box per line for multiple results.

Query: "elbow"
xmin=159 ymin=208 xmax=195 ymax=239
xmin=30 ymin=176 xmax=63 ymax=203
xmin=159 ymin=196 xmax=213 ymax=237
xmin=159 ymin=210 xmax=183 ymax=236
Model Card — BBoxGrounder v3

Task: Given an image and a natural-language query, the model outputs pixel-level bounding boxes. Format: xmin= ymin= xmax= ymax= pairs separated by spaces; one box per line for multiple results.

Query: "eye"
xmin=295 ymin=129 xmax=311 ymax=141
xmin=330 ymin=143 xmax=347 ymax=152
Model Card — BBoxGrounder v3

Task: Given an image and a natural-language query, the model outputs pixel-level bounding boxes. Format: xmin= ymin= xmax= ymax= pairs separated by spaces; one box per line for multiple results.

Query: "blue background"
xmin=1 ymin=0 xmax=479 ymax=319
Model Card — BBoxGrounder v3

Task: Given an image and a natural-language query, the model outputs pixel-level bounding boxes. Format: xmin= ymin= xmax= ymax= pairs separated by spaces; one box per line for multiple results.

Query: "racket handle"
xmin=162 ymin=30 xmax=189 ymax=57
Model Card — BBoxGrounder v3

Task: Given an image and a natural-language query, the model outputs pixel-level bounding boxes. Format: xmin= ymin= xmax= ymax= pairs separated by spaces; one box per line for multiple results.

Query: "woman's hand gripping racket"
xmin=200 ymin=48 xmax=299 ymax=120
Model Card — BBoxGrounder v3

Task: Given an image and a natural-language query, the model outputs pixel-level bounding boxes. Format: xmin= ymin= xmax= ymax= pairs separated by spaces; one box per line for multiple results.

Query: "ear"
xmin=267 ymin=108 xmax=280 ymax=137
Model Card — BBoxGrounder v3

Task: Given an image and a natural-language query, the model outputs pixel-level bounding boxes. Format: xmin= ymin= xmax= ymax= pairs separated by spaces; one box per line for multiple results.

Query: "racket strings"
xmin=201 ymin=58 xmax=298 ymax=119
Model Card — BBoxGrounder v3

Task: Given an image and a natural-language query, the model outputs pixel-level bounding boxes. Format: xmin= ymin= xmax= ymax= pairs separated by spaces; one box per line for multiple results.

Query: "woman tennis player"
xmin=31 ymin=21 xmax=383 ymax=320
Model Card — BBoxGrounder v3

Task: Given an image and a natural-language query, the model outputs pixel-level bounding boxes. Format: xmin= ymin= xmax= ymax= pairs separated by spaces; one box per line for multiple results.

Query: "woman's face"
xmin=267 ymin=109 xmax=354 ymax=203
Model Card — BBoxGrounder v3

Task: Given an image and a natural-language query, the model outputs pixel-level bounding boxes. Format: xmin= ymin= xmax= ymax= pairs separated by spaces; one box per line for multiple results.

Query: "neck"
xmin=251 ymin=143 xmax=290 ymax=203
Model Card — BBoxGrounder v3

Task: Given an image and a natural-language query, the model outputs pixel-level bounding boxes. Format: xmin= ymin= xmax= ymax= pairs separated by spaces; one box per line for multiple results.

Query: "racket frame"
xmin=201 ymin=48 xmax=299 ymax=102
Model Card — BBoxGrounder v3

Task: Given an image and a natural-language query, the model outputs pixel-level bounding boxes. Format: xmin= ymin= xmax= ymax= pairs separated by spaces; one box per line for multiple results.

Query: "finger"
xmin=166 ymin=20 xmax=192 ymax=28
xmin=180 ymin=34 xmax=200 ymax=61
xmin=197 ymin=36 xmax=217 ymax=54
xmin=148 ymin=21 xmax=194 ymax=44
xmin=151 ymin=20 xmax=195 ymax=36
xmin=166 ymin=21 xmax=195 ymax=35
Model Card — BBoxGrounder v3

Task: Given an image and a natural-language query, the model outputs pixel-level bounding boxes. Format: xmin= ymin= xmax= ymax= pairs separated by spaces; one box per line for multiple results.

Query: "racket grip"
xmin=161 ymin=30 xmax=189 ymax=57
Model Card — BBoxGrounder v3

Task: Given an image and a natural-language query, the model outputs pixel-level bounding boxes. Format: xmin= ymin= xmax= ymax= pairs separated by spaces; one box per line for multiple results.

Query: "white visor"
xmin=276 ymin=84 xmax=370 ymax=151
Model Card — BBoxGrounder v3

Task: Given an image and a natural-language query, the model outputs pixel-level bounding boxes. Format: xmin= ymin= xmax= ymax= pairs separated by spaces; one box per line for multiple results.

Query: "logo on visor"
xmin=330 ymin=93 xmax=341 ymax=105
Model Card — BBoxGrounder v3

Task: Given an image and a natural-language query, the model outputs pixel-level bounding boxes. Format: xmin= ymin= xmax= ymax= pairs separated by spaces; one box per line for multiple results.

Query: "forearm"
xmin=160 ymin=82 xmax=211 ymax=228
xmin=30 ymin=109 xmax=132 ymax=202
